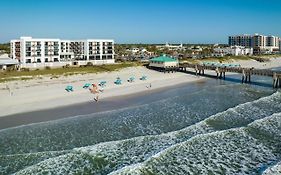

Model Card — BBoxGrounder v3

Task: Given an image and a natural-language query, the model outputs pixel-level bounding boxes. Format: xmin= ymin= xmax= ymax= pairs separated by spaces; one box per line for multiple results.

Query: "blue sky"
xmin=0 ymin=0 xmax=281 ymax=44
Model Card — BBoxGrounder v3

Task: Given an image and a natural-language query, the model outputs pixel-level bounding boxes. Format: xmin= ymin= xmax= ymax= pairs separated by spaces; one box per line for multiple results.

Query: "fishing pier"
xmin=177 ymin=63 xmax=281 ymax=88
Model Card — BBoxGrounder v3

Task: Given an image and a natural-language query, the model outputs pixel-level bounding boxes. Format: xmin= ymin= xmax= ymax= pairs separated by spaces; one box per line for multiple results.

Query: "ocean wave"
xmin=262 ymin=161 xmax=281 ymax=175
xmin=9 ymin=92 xmax=281 ymax=175
xmin=0 ymin=150 xmax=69 ymax=175
xmin=0 ymin=84 xmax=264 ymax=156
xmin=110 ymin=112 xmax=281 ymax=175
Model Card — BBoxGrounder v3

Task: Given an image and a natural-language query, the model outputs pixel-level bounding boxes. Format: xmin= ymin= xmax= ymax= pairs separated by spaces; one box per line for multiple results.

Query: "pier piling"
xmin=177 ymin=63 xmax=281 ymax=88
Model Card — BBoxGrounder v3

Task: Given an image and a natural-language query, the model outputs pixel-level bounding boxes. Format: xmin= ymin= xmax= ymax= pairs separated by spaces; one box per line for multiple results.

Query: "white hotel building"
xmin=10 ymin=37 xmax=115 ymax=68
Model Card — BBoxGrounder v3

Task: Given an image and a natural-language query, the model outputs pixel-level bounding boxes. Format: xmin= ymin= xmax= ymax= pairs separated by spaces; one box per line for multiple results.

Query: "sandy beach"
xmin=0 ymin=66 xmax=203 ymax=117
xmin=0 ymin=58 xmax=281 ymax=118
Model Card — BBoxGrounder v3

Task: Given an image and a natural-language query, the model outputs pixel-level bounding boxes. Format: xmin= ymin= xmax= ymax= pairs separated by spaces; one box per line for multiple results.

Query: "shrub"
xmin=45 ymin=66 xmax=51 ymax=70
xmin=21 ymin=68 xmax=30 ymax=72
xmin=86 ymin=62 xmax=94 ymax=66
xmin=50 ymin=75 xmax=59 ymax=79
xmin=6 ymin=66 xmax=16 ymax=72
xmin=63 ymin=64 xmax=71 ymax=68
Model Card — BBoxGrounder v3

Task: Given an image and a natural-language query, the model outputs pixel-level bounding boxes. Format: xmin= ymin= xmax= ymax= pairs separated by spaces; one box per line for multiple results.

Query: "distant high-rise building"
xmin=279 ymin=38 xmax=281 ymax=53
xmin=228 ymin=34 xmax=280 ymax=54
xmin=228 ymin=34 xmax=252 ymax=48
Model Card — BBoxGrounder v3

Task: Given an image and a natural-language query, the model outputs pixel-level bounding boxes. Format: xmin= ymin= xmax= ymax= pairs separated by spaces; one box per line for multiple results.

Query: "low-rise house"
xmin=156 ymin=42 xmax=184 ymax=51
xmin=126 ymin=48 xmax=140 ymax=53
xmin=188 ymin=46 xmax=203 ymax=55
xmin=213 ymin=46 xmax=253 ymax=57
xmin=0 ymin=54 xmax=19 ymax=70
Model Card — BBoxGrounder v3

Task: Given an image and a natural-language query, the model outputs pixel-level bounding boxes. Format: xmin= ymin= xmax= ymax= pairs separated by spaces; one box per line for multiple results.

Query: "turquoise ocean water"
xmin=1 ymin=74 xmax=281 ymax=175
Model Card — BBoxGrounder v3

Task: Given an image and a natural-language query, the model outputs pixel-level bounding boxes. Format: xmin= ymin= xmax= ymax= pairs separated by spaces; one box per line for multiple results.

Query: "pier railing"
xmin=177 ymin=63 xmax=281 ymax=88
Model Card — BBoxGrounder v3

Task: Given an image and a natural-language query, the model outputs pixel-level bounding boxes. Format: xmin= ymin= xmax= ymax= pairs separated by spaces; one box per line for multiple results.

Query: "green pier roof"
xmin=150 ymin=55 xmax=177 ymax=62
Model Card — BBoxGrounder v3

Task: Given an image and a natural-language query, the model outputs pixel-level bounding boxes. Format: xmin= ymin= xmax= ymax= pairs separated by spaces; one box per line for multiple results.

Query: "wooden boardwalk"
xmin=177 ymin=63 xmax=281 ymax=88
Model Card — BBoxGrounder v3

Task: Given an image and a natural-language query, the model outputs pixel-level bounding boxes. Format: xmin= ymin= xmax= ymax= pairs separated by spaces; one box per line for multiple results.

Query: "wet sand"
xmin=0 ymin=70 xmax=278 ymax=130
xmin=1 ymin=58 xmax=281 ymax=130
xmin=0 ymin=67 xmax=204 ymax=117
xmin=0 ymin=79 xmax=209 ymax=130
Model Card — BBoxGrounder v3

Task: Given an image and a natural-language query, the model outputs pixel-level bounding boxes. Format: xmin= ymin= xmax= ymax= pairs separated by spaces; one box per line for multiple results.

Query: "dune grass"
xmin=0 ymin=62 xmax=141 ymax=83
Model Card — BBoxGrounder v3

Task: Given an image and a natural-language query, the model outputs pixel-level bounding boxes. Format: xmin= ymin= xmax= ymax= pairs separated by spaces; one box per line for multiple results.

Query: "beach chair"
xmin=99 ymin=81 xmax=107 ymax=87
xmin=203 ymin=62 xmax=212 ymax=66
xmin=65 ymin=85 xmax=73 ymax=92
xmin=128 ymin=77 xmax=135 ymax=83
xmin=140 ymin=75 xmax=147 ymax=81
xmin=114 ymin=79 xmax=122 ymax=85
xmin=83 ymin=83 xmax=91 ymax=89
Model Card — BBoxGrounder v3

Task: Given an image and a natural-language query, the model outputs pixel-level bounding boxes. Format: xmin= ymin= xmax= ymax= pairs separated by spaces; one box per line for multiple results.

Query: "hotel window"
xmin=26 ymin=42 xmax=31 ymax=47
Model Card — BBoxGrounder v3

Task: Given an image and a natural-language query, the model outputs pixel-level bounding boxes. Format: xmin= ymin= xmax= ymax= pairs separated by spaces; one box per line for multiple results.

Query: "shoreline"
xmin=0 ymin=78 xmax=210 ymax=130
xmin=0 ymin=66 xmax=205 ymax=117
xmin=0 ymin=58 xmax=281 ymax=125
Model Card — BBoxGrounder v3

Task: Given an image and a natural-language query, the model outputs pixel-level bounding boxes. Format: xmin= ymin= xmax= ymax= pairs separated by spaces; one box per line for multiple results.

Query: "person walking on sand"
xmin=6 ymin=84 xmax=13 ymax=96
xmin=90 ymin=83 xmax=99 ymax=102
xmin=146 ymin=83 xmax=152 ymax=89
